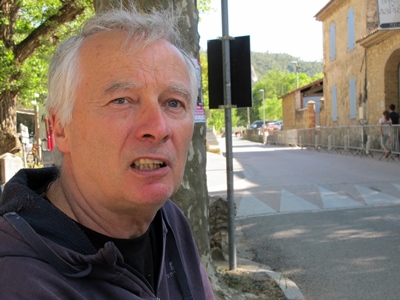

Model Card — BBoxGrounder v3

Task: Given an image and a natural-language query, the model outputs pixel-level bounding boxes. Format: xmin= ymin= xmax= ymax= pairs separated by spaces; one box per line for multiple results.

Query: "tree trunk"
xmin=94 ymin=0 xmax=212 ymax=264
xmin=0 ymin=91 xmax=21 ymax=154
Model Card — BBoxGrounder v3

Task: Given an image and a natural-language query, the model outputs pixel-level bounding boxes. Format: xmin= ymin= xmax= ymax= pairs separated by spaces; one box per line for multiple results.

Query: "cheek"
xmin=68 ymin=115 xmax=106 ymax=156
xmin=68 ymin=119 xmax=90 ymax=147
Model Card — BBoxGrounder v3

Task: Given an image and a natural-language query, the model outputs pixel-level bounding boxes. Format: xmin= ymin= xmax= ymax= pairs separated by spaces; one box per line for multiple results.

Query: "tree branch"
xmin=13 ymin=1 xmax=85 ymax=64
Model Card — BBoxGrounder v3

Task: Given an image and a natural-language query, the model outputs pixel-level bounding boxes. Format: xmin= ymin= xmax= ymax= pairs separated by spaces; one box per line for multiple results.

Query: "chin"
xmin=138 ymin=190 xmax=173 ymax=205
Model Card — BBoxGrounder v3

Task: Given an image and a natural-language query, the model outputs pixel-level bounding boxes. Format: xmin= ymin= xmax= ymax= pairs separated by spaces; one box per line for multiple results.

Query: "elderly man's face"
xmin=57 ymin=30 xmax=194 ymax=212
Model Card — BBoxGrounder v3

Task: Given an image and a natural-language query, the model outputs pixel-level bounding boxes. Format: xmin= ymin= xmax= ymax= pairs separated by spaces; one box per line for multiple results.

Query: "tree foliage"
xmin=1 ymin=0 xmax=93 ymax=108
xmin=197 ymin=0 xmax=212 ymax=14
xmin=251 ymin=51 xmax=323 ymax=79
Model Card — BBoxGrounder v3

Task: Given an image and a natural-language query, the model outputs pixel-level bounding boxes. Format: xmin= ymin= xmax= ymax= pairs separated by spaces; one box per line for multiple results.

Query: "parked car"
xmin=249 ymin=120 xmax=268 ymax=129
xmin=274 ymin=120 xmax=283 ymax=130
xmin=266 ymin=120 xmax=283 ymax=131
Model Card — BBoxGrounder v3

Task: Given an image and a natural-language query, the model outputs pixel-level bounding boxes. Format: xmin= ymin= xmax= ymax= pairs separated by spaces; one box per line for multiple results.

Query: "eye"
xmin=167 ymin=99 xmax=182 ymax=108
xmin=111 ymin=97 xmax=128 ymax=105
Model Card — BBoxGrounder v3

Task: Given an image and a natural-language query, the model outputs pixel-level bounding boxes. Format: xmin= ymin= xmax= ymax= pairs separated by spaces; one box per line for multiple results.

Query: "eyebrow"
xmin=171 ymin=84 xmax=191 ymax=102
xmin=103 ymin=81 xmax=192 ymax=103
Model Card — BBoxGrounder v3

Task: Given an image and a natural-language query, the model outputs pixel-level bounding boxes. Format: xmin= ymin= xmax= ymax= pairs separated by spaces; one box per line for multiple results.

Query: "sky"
xmin=198 ymin=0 xmax=331 ymax=62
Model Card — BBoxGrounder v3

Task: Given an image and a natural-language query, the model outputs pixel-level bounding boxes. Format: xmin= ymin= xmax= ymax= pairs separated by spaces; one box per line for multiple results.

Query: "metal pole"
xmin=221 ymin=0 xmax=236 ymax=270
xmin=34 ymin=105 xmax=41 ymax=161
xmin=247 ymin=107 xmax=250 ymax=128
xmin=260 ymin=89 xmax=265 ymax=128
xmin=260 ymin=89 xmax=265 ymax=144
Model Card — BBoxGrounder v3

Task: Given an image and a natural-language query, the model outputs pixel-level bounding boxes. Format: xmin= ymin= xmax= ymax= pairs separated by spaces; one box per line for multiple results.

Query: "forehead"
xmin=78 ymin=30 xmax=190 ymax=83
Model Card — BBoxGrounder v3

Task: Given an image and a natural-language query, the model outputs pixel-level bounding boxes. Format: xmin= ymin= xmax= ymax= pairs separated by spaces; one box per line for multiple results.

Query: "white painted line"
xmin=319 ymin=187 xmax=363 ymax=209
xmin=356 ymin=185 xmax=400 ymax=206
xmin=236 ymin=191 xmax=276 ymax=217
xmin=280 ymin=189 xmax=320 ymax=213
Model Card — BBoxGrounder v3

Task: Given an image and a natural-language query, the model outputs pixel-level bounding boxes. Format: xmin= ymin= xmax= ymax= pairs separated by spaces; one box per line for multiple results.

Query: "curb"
xmin=235 ymin=257 xmax=304 ymax=300
xmin=259 ymin=268 xmax=304 ymax=300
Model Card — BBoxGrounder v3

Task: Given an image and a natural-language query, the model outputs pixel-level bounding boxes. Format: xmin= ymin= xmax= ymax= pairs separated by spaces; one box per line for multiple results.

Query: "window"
xmin=330 ymin=23 xmax=336 ymax=60
xmin=332 ymin=85 xmax=337 ymax=121
xmin=348 ymin=9 xmax=355 ymax=50
xmin=349 ymin=77 xmax=356 ymax=119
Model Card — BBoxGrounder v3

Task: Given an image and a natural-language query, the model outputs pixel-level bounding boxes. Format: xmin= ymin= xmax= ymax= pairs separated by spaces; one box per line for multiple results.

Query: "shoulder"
xmin=0 ymin=221 xmax=62 ymax=298
xmin=0 ymin=216 xmax=34 ymax=256
xmin=162 ymin=200 xmax=190 ymax=229
xmin=161 ymin=200 xmax=195 ymax=246
xmin=0 ymin=255 xmax=84 ymax=299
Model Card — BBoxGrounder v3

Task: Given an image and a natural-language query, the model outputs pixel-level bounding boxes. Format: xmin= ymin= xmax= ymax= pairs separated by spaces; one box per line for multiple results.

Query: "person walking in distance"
xmin=379 ymin=110 xmax=393 ymax=158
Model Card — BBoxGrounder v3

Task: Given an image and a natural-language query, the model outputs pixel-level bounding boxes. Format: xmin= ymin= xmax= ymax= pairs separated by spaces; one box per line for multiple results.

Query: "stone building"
xmin=315 ymin=0 xmax=400 ymax=126
xmin=281 ymin=79 xmax=324 ymax=130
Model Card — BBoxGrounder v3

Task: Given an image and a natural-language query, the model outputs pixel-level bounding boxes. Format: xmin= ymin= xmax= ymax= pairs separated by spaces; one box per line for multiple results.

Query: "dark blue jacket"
xmin=0 ymin=168 xmax=214 ymax=299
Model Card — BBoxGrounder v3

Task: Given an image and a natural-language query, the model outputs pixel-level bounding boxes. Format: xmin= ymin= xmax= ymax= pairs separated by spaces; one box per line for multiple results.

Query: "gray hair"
xmin=47 ymin=6 xmax=199 ymax=167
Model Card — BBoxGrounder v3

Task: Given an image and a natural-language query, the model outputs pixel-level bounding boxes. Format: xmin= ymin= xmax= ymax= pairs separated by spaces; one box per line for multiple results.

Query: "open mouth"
xmin=132 ymin=158 xmax=166 ymax=170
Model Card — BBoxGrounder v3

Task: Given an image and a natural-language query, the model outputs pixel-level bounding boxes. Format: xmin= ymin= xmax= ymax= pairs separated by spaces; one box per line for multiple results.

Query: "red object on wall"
xmin=44 ymin=118 xmax=54 ymax=150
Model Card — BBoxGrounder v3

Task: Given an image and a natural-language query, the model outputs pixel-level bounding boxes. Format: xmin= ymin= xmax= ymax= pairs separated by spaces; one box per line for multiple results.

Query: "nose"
xmin=135 ymin=102 xmax=171 ymax=143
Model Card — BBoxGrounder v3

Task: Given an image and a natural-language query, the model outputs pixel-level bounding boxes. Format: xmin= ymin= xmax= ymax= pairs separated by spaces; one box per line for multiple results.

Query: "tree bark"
xmin=0 ymin=91 xmax=20 ymax=154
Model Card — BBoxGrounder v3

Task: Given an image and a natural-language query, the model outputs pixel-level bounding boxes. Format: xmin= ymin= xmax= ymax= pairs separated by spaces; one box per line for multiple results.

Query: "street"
xmin=207 ymin=137 xmax=400 ymax=300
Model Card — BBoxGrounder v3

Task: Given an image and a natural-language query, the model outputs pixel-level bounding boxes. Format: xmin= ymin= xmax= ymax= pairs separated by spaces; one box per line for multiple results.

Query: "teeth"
xmin=133 ymin=158 xmax=164 ymax=170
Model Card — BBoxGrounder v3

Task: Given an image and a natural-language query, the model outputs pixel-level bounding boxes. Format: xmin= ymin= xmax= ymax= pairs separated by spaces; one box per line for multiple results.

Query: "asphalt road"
xmin=208 ymin=137 xmax=400 ymax=300
xmin=238 ymin=206 xmax=400 ymax=300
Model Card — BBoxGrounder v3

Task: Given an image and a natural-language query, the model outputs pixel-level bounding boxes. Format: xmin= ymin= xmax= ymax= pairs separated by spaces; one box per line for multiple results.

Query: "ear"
xmin=50 ymin=113 xmax=70 ymax=154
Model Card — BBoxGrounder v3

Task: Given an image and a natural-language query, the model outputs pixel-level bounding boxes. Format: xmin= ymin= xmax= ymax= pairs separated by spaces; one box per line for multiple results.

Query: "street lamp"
xmin=259 ymin=89 xmax=265 ymax=129
xmin=291 ymin=61 xmax=300 ymax=88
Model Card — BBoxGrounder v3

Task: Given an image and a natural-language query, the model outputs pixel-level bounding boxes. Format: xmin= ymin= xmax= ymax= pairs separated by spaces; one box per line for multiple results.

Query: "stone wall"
xmin=209 ymin=195 xmax=230 ymax=261
xmin=282 ymin=93 xmax=296 ymax=130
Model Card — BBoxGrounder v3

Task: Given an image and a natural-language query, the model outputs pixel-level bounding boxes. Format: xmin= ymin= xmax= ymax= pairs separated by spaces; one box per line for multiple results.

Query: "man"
xmin=389 ymin=104 xmax=399 ymax=154
xmin=0 ymin=6 xmax=214 ymax=300
xmin=389 ymin=104 xmax=399 ymax=125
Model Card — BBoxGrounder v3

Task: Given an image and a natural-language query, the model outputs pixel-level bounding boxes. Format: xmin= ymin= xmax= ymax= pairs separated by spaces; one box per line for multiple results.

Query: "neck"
xmin=45 ymin=178 xmax=156 ymax=239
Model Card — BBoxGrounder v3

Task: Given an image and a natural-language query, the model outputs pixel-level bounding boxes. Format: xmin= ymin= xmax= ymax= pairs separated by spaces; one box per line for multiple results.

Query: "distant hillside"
xmin=251 ymin=51 xmax=323 ymax=79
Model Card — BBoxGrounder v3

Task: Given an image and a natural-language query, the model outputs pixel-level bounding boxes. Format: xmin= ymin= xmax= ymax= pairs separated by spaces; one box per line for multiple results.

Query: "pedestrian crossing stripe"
xmin=280 ymin=189 xmax=319 ymax=213
xmin=236 ymin=191 xmax=275 ymax=217
xmin=235 ymin=184 xmax=400 ymax=218
xmin=319 ymin=187 xmax=363 ymax=209
xmin=392 ymin=184 xmax=400 ymax=193
xmin=356 ymin=185 xmax=400 ymax=206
